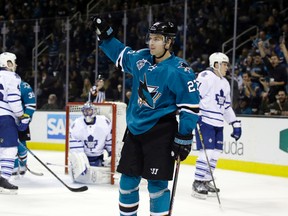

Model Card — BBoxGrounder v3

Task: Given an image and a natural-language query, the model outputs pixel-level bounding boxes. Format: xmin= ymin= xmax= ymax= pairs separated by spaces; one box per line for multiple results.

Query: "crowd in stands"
xmin=0 ymin=0 xmax=287 ymax=116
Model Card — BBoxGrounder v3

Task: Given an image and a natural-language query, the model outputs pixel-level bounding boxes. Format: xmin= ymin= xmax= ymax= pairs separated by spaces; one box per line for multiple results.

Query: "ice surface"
xmin=1 ymin=150 xmax=287 ymax=216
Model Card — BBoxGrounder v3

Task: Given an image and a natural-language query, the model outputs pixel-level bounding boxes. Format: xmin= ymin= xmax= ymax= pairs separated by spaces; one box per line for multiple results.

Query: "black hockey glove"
xmin=172 ymin=133 xmax=193 ymax=161
xmin=89 ymin=16 xmax=114 ymax=40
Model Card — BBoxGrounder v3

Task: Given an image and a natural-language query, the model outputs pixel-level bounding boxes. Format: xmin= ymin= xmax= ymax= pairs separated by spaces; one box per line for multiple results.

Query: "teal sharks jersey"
xmin=20 ymin=81 xmax=36 ymax=118
xmin=100 ymin=38 xmax=199 ymax=135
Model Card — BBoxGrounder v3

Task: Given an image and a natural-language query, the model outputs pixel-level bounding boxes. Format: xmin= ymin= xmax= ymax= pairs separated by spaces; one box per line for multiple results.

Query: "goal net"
xmin=65 ymin=102 xmax=127 ymax=184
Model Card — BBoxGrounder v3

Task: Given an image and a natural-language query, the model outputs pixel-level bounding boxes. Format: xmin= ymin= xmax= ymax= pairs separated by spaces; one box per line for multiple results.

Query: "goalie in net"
xmin=68 ymin=102 xmax=112 ymax=184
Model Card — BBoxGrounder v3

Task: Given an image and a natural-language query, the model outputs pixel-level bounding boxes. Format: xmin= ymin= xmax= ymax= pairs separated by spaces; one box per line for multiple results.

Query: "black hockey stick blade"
xmin=21 ymin=143 xmax=88 ymax=192
xmin=69 ymin=185 xmax=88 ymax=192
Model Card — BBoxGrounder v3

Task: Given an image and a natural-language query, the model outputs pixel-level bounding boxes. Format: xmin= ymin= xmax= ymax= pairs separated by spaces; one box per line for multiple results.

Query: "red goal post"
xmin=65 ymin=102 xmax=127 ymax=184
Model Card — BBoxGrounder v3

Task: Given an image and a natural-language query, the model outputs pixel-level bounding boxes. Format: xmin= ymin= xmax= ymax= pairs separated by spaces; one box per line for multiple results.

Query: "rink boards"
xmin=28 ymin=112 xmax=288 ymax=178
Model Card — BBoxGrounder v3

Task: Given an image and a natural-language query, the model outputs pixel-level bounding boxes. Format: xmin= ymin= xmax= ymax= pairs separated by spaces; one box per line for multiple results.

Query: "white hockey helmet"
xmin=81 ymin=102 xmax=96 ymax=123
xmin=0 ymin=52 xmax=17 ymax=72
xmin=209 ymin=52 xmax=229 ymax=68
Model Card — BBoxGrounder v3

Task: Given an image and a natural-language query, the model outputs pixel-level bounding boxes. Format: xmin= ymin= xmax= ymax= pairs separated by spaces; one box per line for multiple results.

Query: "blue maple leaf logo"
xmin=84 ymin=135 xmax=97 ymax=150
xmin=215 ymin=89 xmax=225 ymax=107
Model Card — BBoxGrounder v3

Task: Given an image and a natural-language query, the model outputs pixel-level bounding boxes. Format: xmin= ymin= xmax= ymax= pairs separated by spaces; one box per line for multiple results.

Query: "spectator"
xmin=279 ymin=39 xmax=288 ymax=64
xmin=37 ymin=70 xmax=56 ymax=108
xmin=252 ymin=30 xmax=271 ymax=54
xmin=235 ymin=95 xmax=253 ymax=115
xmin=68 ymin=80 xmax=80 ymax=102
xmin=250 ymin=53 xmax=268 ymax=82
xmin=239 ymin=71 xmax=262 ymax=113
xmin=91 ymin=76 xmax=106 ymax=103
xmin=38 ymin=54 xmax=52 ymax=75
xmin=80 ymin=78 xmax=92 ymax=101
xmin=240 ymin=54 xmax=254 ymax=75
xmin=40 ymin=94 xmax=60 ymax=110
xmin=47 ymin=33 xmax=60 ymax=70
xmin=258 ymin=40 xmax=287 ymax=103
xmin=268 ymin=89 xmax=288 ymax=116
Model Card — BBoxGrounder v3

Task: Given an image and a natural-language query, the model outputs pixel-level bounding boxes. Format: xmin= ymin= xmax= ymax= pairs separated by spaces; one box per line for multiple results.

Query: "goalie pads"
xmin=74 ymin=166 xmax=111 ymax=184
xmin=69 ymin=152 xmax=90 ymax=179
xmin=69 ymin=152 xmax=110 ymax=184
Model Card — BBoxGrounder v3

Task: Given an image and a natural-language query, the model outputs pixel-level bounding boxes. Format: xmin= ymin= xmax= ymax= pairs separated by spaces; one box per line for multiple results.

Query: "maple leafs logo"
xmin=84 ymin=135 xmax=98 ymax=150
xmin=215 ymin=89 xmax=225 ymax=108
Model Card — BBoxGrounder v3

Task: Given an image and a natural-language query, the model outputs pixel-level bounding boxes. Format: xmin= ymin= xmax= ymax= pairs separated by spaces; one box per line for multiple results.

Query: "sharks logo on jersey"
xmin=84 ymin=135 xmax=98 ymax=150
xmin=178 ymin=62 xmax=191 ymax=72
xmin=138 ymin=73 xmax=161 ymax=109
xmin=215 ymin=89 xmax=225 ymax=108
xmin=148 ymin=64 xmax=158 ymax=72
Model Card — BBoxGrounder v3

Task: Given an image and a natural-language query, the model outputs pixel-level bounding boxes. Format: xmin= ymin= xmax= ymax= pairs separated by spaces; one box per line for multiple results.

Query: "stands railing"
xmin=222 ymin=25 xmax=259 ymax=56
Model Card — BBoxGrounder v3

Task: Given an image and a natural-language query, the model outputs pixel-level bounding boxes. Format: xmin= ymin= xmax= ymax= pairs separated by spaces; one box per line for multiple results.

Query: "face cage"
xmin=82 ymin=107 xmax=95 ymax=123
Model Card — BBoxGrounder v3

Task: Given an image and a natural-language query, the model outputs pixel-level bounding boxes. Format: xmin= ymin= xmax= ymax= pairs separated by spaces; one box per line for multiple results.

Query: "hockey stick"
xmin=168 ymin=155 xmax=181 ymax=216
xmin=46 ymin=162 xmax=117 ymax=175
xmin=20 ymin=143 xmax=88 ymax=192
xmin=46 ymin=162 xmax=70 ymax=167
xmin=25 ymin=165 xmax=44 ymax=176
xmin=196 ymin=124 xmax=221 ymax=206
xmin=18 ymin=155 xmax=44 ymax=176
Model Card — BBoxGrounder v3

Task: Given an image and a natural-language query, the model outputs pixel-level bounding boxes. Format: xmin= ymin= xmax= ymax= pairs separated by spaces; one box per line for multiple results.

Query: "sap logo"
xmin=47 ymin=114 xmax=66 ymax=139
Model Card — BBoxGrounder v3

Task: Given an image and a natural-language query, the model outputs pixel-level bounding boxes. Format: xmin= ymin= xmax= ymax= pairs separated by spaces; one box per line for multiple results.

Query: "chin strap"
xmin=212 ymin=65 xmax=223 ymax=79
xmin=155 ymin=48 xmax=168 ymax=59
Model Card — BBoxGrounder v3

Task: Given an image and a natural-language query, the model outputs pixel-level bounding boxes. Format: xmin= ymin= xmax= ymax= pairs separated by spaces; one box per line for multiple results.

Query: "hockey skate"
xmin=192 ymin=180 xmax=208 ymax=199
xmin=205 ymin=181 xmax=220 ymax=197
xmin=12 ymin=166 xmax=27 ymax=176
xmin=0 ymin=177 xmax=18 ymax=195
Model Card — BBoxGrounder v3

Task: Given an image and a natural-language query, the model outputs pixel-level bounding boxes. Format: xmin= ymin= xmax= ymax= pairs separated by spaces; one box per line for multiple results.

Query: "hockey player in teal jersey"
xmin=13 ymin=81 xmax=36 ymax=175
xmin=89 ymin=18 xmax=200 ymax=215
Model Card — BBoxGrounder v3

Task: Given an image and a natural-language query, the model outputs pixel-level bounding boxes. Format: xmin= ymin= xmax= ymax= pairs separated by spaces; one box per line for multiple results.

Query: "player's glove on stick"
xmin=230 ymin=120 xmax=242 ymax=141
xmin=89 ymin=16 xmax=114 ymax=40
xmin=17 ymin=114 xmax=31 ymax=131
xmin=172 ymin=133 xmax=193 ymax=161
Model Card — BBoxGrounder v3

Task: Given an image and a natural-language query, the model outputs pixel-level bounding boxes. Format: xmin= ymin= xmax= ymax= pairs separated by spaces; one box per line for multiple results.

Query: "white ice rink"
xmin=1 ymin=150 xmax=288 ymax=216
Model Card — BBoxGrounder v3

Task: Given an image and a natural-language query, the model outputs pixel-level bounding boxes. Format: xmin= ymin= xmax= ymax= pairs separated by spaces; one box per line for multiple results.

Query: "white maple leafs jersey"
xmin=0 ymin=69 xmax=23 ymax=118
xmin=69 ymin=115 xmax=112 ymax=157
xmin=197 ymin=68 xmax=237 ymax=127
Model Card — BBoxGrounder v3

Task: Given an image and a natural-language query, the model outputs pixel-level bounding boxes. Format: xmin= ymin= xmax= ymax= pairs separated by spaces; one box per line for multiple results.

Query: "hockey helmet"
xmin=209 ymin=52 xmax=229 ymax=68
xmin=0 ymin=52 xmax=17 ymax=72
xmin=148 ymin=21 xmax=177 ymax=38
xmin=81 ymin=102 xmax=96 ymax=123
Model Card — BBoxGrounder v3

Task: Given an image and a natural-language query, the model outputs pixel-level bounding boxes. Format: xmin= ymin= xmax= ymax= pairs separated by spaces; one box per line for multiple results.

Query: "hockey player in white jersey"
xmin=192 ymin=52 xmax=242 ymax=199
xmin=0 ymin=52 xmax=30 ymax=194
xmin=68 ymin=102 xmax=112 ymax=184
